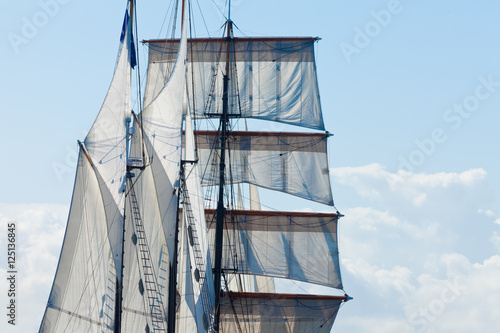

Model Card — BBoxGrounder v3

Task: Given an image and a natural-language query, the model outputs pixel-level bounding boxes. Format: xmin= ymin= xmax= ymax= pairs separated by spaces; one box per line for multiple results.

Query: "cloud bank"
xmin=332 ymin=164 xmax=500 ymax=332
xmin=1 ymin=203 xmax=67 ymax=332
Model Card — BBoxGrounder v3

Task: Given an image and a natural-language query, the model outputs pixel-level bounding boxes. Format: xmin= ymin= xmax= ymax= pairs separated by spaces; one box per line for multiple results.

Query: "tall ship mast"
xmin=39 ymin=1 xmax=350 ymax=332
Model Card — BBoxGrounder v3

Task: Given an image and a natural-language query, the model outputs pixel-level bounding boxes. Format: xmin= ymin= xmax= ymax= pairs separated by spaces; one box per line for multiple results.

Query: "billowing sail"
xmin=195 ymin=131 xmax=333 ymax=206
xmin=136 ymin=10 xmax=188 ymax=264
xmin=41 ymin=1 xmax=349 ymax=331
xmin=206 ymin=209 xmax=342 ymax=289
xmin=84 ymin=10 xmax=130 ymax=204
xmin=81 ymin=8 xmax=132 ymax=277
xmin=119 ymin=3 xmax=189 ymax=330
xmin=40 ymin=151 xmax=117 ymax=333
xmin=219 ymin=292 xmax=345 ymax=332
xmin=144 ymin=37 xmax=324 ymax=130
xmin=40 ymin=5 xmax=133 ymax=331
xmin=227 ymin=185 xmax=276 ymax=294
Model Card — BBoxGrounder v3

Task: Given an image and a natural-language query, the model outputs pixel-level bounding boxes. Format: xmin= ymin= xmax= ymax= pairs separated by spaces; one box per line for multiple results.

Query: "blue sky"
xmin=1 ymin=0 xmax=500 ymax=332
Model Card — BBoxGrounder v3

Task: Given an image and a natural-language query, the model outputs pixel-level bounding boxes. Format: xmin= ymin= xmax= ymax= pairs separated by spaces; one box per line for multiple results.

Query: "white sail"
xmin=40 ymin=4 xmax=133 ymax=330
xmin=195 ymin=131 xmax=333 ymax=206
xmin=40 ymin=151 xmax=117 ymax=333
xmin=119 ymin=3 xmax=189 ymax=330
xmin=119 ymin=194 xmax=154 ymax=332
xmin=145 ymin=37 xmax=324 ymax=130
xmin=227 ymin=184 xmax=276 ymax=294
xmin=81 ymin=9 xmax=131 ymax=278
xmin=177 ymin=214 xmax=198 ymax=331
xmin=119 ymin=161 xmax=171 ymax=331
xmin=84 ymin=15 xmax=130 ymax=205
xmin=248 ymin=184 xmax=276 ymax=293
xmin=249 ymin=184 xmax=261 ymax=211
xmin=219 ymin=292 xmax=344 ymax=332
xmin=226 ymin=250 xmax=277 ymax=293
xmin=128 ymin=112 xmax=144 ymax=166
xmin=138 ymin=7 xmax=188 ymax=264
xmin=227 ymin=185 xmax=259 ymax=293
xmin=176 ymin=107 xmax=216 ymax=331
xmin=41 ymin=1 xmax=349 ymax=332
xmin=206 ymin=210 xmax=342 ymax=289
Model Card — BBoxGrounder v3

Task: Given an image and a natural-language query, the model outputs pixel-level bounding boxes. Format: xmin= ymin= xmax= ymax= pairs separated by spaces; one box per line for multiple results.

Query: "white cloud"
xmin=404 ymin=254 xmax=500 ymax=333
xmin=334 ymin=165 xmax=496 ymax=253
xmin=343 ymin=258 xmax=417 ymax=297
xmin=0 ymin=203 xmax=67 ymax=333
xmin=478 ymin=208 xmax=495 ymax=217
xmin=338 ymin=252 xmax=500 ymax=333
xmin=490 ymin=232 xmax=500 ymax=252
xmin=412 ymin=192 xmax=428 ymax=206
xmin=331 ymin=165 xmax=500 ymax=332
xmin=341 ymin=206 xmax=426 ymax=237
xmin=332 ymin=164 xmax=492 ymax=217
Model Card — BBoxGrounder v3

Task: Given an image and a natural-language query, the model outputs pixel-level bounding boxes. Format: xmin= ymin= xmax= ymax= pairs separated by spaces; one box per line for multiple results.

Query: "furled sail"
xmin=144 ymin=37 xmax=324 ymax=130
xmin=195 ymin=131 xmax=333 ymax=206
xmin=206 ymin=210 xmax=342 ymax=289
xmin=219 ymin=292 xmax=344 ymax=332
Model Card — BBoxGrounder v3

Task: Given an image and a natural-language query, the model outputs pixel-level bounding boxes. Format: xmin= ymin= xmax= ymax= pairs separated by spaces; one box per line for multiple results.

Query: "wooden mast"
xmin=115 ymin=1 xmax=134 ymax=331
xmin=213 ymin=7 xmax=233 ymax=331
xmin=116 ymin=0 xmax=136 ymax=331
xmin=167 ymin=1 xmax=186 ymax=332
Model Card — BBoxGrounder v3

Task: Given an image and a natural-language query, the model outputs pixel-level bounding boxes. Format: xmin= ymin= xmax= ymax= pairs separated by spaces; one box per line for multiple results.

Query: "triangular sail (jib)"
xmin=40 ymin=3 xmax=133 ymax=330
xmin=136 ymin=3 xmax=188 ymax=265
xmin=120 ymin=3 xmax=189 ymax=330
xmin=40 ymin=151 xmax=117 ymax=333
xmin=82 ymin=6 xmax=132 ymax=278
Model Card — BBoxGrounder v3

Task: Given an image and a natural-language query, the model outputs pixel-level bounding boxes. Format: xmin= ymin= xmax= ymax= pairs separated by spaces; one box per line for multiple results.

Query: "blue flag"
xmin=120 ymin=10 xmax=137 ymax=69
xmin=120 ymin=11 xmax=128 ymax=44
